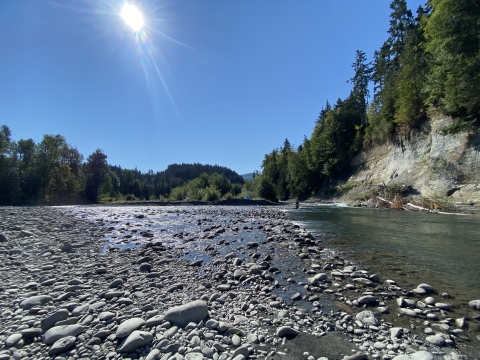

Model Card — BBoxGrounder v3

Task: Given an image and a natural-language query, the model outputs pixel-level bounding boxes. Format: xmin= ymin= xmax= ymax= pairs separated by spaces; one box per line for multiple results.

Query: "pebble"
xmin=0 ymin=206 xmax=475 ymax=360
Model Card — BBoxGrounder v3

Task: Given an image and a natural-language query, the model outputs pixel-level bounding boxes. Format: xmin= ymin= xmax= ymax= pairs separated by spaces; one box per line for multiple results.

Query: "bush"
xmin=125 ymin=194 xmax=137 ymax=201
xmin=203 ymin=186 xmax=221 ymax=201
xmin=169 ymin=187 xmax=187 ymax=201
xmin=257 ymin=176 xmax=278 ymax=202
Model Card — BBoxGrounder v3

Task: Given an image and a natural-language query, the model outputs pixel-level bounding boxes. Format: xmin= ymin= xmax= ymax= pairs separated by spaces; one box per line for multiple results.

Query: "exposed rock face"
xmin=346 ymin=115 xmax=480 ymax=205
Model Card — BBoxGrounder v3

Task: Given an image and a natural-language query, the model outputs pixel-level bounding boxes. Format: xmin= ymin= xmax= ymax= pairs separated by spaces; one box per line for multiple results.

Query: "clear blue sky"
xmin=1 ymin=0 xmax=424 ymax=175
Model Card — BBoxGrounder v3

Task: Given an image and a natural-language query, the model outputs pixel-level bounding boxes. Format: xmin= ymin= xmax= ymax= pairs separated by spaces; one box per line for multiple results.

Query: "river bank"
xmin=0 ymin=205 xmax=475 ymax=359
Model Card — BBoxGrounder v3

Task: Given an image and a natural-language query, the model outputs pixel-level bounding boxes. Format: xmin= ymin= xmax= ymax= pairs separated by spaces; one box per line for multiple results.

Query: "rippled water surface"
xmin=286 ymin=205 xmax=480 ymax=303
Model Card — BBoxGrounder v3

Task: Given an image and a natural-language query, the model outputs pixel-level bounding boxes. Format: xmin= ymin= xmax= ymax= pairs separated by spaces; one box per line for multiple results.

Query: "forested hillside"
xmin=254 ymin=0 xmax=479 ymax=201
xmin=0 ymin=129 xmax=243 ymax=205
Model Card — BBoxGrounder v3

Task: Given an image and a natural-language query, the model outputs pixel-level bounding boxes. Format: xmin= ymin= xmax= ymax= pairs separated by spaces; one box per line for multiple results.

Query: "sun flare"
xmin=121 ymin=4 xmax=144 ymax=33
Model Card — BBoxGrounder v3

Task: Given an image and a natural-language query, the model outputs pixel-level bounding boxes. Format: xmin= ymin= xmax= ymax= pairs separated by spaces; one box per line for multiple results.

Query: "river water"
xmin=286 ymin=204 xmax=480 ymax=310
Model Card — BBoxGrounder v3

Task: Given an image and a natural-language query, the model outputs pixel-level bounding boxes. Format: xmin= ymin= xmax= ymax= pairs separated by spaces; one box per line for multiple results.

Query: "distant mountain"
xmin=242 ymin=173 xmax=254 ymax=181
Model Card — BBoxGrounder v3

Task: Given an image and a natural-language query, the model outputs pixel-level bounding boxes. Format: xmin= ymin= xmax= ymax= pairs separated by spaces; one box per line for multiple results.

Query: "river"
xmin=286 ymin=204 xmax=480 ymax=317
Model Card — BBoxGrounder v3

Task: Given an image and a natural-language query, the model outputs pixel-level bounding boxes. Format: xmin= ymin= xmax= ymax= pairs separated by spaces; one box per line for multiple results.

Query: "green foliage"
xmin=424 ymin=0 xmax=480 ymax=117
xmin=256 ymin=176 xmax=278 ymax=202
xmin=440 ymin=116 xmax=477 ymax=135
xmin=203 ymin=186 xmax=221 ymax=201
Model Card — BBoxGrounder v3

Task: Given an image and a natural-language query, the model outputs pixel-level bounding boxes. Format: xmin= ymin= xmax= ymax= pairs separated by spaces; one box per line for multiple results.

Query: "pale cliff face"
xmin=346 ymin=115 xmax=480 ymax=206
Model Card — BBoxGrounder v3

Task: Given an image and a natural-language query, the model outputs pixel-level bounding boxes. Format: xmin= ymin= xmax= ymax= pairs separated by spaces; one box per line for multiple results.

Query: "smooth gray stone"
xmin=426 ymin=335 xmax=445 ymax=346
xmin=19 ymin=295 xmax=53 ymax=310
xmin=48 ymin=336 xmax=76 ymax=356
xmin=307 ymin=273 xmax=327 ymax=285
xmin=231 ymin=334 xmax=241 ymax=347
xmin=232 ymin=346 xmax=249 ymax=359
xmin=164 ymin=300 xmax=208 ymax=327
xmin=425 ymin=297 xmax=436 ymax=305
xmin=109 ymin=278 xmax=124 ymax=288
xmin=41 ymin=309 xmax=69 ymax=330
xmin=412 ymin=287 xmax=427 ymax=296
xmin=357 ymin=295 xmax=376 ymax=304
xmin=21 ymin=328 xmax=42 ymax=339
xmin=417 ymin=283 xmax=434 ymax=293
xmin=145 ymin=348 xmax=161 ymax=360
xmin=116 ymin=317 xmax=145 ymax=338
xmin=399 ymin=308 xmax=418 ymax=317
xmin=117 ymin=297 xmax=134 ymax=305
xmin=468 ymin=299 xmax=480 ymax=310
xmin=71 ymin=305 xmax=89 ymax=316
xmin=145 ymin=315 xmax=164 ymax=327
xmin=233 ymin=270 xmax=247 ymax=279
xmin=5 ymin=333 xmax=22 ymax=347
xmin=247 ymin=333 xmax=258 ymax=343
xmin=98 ymin=311 xmax=115 ymax=321
xmin=42 ymin=325 xmax=83 ymax=345
xmin=355 ymin=310 xmax=379 ymax=326
xmin=105 ymin=291 xmax=123 ymax=299
xmin=205 ymin=319 xmax=219 ymax=329
xmin=116 ymin=330 xmax=153 ymax=353
xmin=435 ymin=302 xmax=450 ymax=310
xmin=89 ymin=301 xmax=106 ymax=311
xmin=185 ymin=353 xmax=204 ymax=360
xmin=392 ymin=351 xmax=434 ymax=360
xmin=275 ymin=326 xmax=299 ymax=338
xmin=390 ymin=327 xmax=403 ymax=340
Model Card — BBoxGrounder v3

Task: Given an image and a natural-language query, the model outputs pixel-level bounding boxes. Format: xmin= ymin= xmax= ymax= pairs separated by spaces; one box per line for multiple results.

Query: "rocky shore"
xmin=0 ymin=205 xmax=479 ymax=360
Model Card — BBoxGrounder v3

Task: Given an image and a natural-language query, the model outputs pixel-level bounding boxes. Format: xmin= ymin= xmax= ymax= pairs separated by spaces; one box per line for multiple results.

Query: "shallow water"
xmin=286 ymin=204 xmax=480 ymax=306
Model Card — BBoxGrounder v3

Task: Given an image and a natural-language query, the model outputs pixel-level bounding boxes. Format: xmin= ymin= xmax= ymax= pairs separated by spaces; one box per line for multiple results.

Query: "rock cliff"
xmin=338 ymin=115 xmax=480 ymax=207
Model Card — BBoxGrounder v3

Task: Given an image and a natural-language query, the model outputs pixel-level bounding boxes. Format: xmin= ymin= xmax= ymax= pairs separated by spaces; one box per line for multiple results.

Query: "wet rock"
xmin=417 ymin=283 xmax=434 ymax=293
xmin=398 ymin=308 xmax=417 ymax=317
xmin=468 ymin=299 xmax=480 ymax=310
xmin=355 ymin=310 xmax=379 ymax=326
xmin=357 ymin=295 xmax=376 ymax=305
xmin=276 ymin=326 xmax=299 ymax=338
xmin=455 ymin=317 xmax=467 ymax=329
xmin=164 ymin=300 xmax=208 ymax=327
xmin=392 ymin=351 xmax=434 ymax=360
xmin=426 ymin=335 xmax=445 ymax=346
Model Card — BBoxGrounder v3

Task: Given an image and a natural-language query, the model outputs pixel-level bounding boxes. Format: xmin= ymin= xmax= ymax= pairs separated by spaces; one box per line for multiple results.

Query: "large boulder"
xmin=164 ymin=300 xmax=208 ymax=327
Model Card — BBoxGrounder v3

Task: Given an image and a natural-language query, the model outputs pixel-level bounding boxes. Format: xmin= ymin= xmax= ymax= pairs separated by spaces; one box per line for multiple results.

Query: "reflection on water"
xmin=286 ymin=205 xmax=480 ymax=303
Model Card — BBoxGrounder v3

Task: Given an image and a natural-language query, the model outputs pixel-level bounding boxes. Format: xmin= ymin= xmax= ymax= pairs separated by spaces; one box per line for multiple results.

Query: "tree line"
xmin=255 ymin=0 xmax=479 ymax=201
xmin=0 ymin=127 xmax=244 ymax=205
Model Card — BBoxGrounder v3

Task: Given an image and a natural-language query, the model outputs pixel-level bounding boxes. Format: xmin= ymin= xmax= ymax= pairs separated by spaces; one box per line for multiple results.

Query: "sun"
xmin=121 ymin=4 xmax=144 ymax=33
